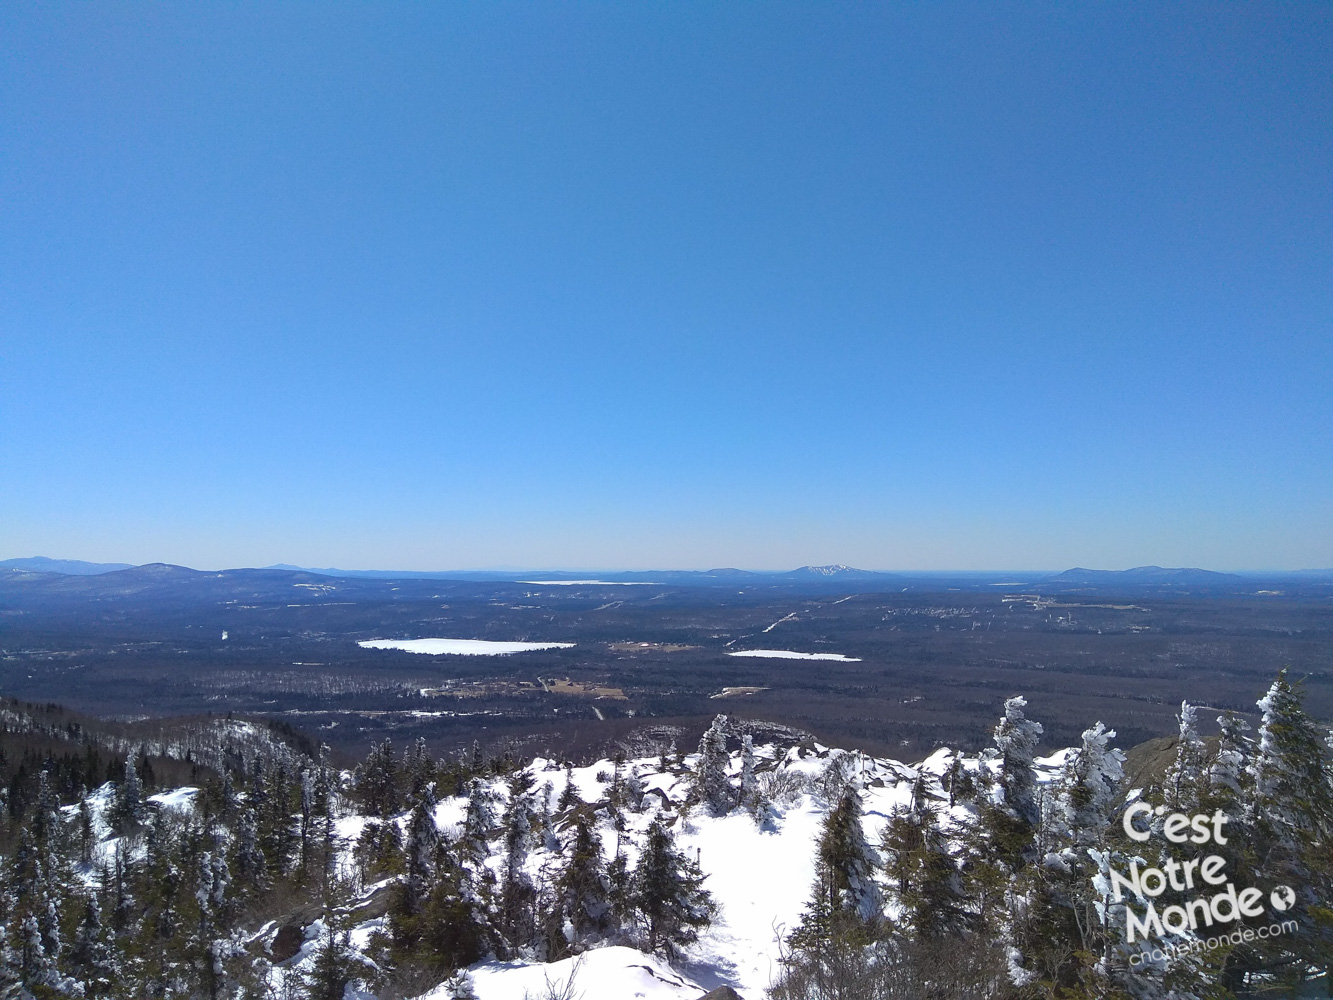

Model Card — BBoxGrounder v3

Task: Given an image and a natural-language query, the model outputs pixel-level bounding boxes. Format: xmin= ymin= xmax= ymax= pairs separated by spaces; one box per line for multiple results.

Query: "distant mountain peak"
xmin=785 ymin=564 xmax=887 ymax=579
xmin=0 ymin=556 xmax=135 ymax=576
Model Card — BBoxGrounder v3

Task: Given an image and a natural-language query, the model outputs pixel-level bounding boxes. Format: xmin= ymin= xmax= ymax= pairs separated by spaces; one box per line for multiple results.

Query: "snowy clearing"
xmin=726 ymin=649 xmax=862 ymax=662
xmin=518 ymin=580 xmax=659 ymax=586
xmin=437 ymin=947 xmax=703 ymax=1000
xmin=358 ymin=639 xmax=575 ymax=656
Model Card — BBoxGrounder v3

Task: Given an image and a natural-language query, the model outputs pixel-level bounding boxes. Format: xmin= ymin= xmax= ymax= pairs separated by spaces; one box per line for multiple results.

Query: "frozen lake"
xmin=358 ymin=638 xmax=575 ymax=656
xmin=727 ymin=648 xmax=861 ymax=661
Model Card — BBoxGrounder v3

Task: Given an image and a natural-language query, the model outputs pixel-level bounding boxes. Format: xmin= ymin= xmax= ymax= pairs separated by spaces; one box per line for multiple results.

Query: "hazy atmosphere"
xmin=3 ymin=4 xmax=1330 ymax=570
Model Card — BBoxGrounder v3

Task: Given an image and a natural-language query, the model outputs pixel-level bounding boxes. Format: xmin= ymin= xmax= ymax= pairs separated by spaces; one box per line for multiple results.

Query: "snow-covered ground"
xmin=402 ymin=742 xmax=929 ymax=1000
xmin=73 ymin=737 xmax=987 ymax=1000
xmin=439 ymin=947 xmax=703 ymax=1000
xmin=726 ymin=649 xmax=861 ymax=662
xmin=358 ymin=639 xmax=576 ymax=655
xmin=518 ymin=580 xmax=659 ymax=586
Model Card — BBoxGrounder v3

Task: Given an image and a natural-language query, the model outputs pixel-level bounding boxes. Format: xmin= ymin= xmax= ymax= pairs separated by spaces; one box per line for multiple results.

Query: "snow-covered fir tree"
xmin=693 ymin=714 xmax=734 ymax=815
xmin=1164 ymin=699 xmax=1208 ymax=812
xmin=631 ymin=819 xmax=714 ymax=957
xmin=791 ymin=780 xmax=880 ymax=953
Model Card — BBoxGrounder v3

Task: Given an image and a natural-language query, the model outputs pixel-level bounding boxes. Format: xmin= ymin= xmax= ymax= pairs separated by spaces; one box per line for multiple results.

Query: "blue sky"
xmin=2 ymin=3 xmax=1330 ymax=571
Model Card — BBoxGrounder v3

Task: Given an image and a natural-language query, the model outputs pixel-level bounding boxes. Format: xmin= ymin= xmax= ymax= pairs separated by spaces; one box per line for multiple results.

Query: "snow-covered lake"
xmin=727 ymin=649 xmax=862 ymax=661
xmin=358 ymin=638 xmax=575 ymax=656
xmin=518 ymin=579 xmax=657 ymax=586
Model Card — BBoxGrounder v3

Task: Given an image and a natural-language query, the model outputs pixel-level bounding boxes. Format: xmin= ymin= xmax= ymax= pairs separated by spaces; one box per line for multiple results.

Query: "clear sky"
xmin=2 ymin=3 xmax=1330 ymax=572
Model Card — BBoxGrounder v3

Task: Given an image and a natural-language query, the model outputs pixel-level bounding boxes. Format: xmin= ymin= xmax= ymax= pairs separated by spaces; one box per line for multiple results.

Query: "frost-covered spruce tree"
xmin=693 ymin=714 xmax=734 ymax=815
xmin=607 ymin=752 xmax=630 ymax=821
xmin=31 ymin=769 xmax=60 ymax=849
xmin=110 ymin=842 xmax=135 ymax=934
xmin=1019 ymin=722 xmax=1126 ymax=991
xmin=407 ymin=736 xmax=435 ymax=798
xmin=440 ymin=969 xmax=479 ymax=1000
xmin=953 ymin=697 xmax=1046 ymax=988
xmin=547 ymin=807 xmax=610 ymax=957
xmin=19 ymin=912 xmax=50 ymax=987
xmin=192 ymin=850 xmax=233 ymax=999
xmin=402 ymin=784 xmax=440 ymax=915
xmin=498 ymin=771 xmax=536 ymax=956
xmin=0 ymin=921 xmax=20 ymax=997
xmin=112 ymin=752 xmax=144 ymax=831
xmin=992 ymin=696 xmax=1042 ymax=828
xmin=557 ymin=763 xmax=581 ymax=812
xmin=462 ymin=777 xmax=496 ymax=866
xmin=232 ymin=806 xmax=269 ymax=894
xmin=632 ymin=820 xmax=714 ymax=957
xmin=39 ymin=886 xmax=62 ymax=971
xmin=1249 ymin=670 xmax=1333 ymax=832
xmin=260 ymin=753 xmax=298 ymax=877
xmin=355 ymin=738 xmax=400 ymax=818
xmin=71 ymin=895 xmax=117 ymax=995
xmin=1163 ymin=700 xmax=1208 ymax=812
xmin=1208 ymin=709 xmax=1252 ymax=804
xmin=791 ymin=782 xmax=880 ymax=953
xmin=77 ymin=798 xmax=94 ymax=864
xmin=300 ymin=766 xmax=318 ymax=877
xmin=1237 ymin=671 xmax=1333 ymax=978
xmin=304 ymin=919 xmax=356 ymax=1000
xmin=881 ymin=772 xmax=964 ymax=940
xmin=738 ymin=735 xmax=763 ymax=819
xmin=1053 ymin=722 xmax=1124 ymax=852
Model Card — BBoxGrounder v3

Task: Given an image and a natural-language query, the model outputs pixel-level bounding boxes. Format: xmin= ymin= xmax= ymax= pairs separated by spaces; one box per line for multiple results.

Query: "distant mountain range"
xmin=0 ymin=557 xmax=135 ymax=575
xmin=259 ymin=563 xmax=903 ymax=584
xmin=2 ymin=559 xmax=1330 ymax=607
xmin=1042 ymin=565 xmax=1244 ymax=586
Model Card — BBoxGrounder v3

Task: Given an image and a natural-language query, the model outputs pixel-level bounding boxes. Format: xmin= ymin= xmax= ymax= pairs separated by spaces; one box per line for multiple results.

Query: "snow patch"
xmin=448 ymin=947 xmax=702 ymax=1000
xmin=727 ymin=649 xmax=862 ymax=662
xmin=518 ymin=580 xmax=659 ymax=586
xmin=359 ymin=638 xmax=575 ymax=656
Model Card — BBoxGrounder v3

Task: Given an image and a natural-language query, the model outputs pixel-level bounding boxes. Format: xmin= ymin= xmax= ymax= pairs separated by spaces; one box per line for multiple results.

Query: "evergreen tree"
xmin=738 ymin=735 xmax=762 ymax=818
xmin=77 ymin=798 xmax=95 ymax=864
xmin=553 ymin=809 xmax=609 ymax=950
xmin=992 ymin=695 xmax=1042 ymax=828
xmin=304 ymin=919 xmax=357 ymax=1000
xmin=112 ymin=752 xmax=144 ymax=831
xmin=1234 ymin=671 xmax=1333 ymax=982
xmin=496 ymin=769 xmax=538 ymax=955
xmin=403 ymin=785 xmax=439 ymax=915
xmin=71 ymin=894 xmax=117 ymax=995
xmin=791 ymin=782 xmax=880 ymax=953
xmin=881 ymin=773 xmax=965 ymax=940
xmin=1209 ymin=709 xmax=1252 ymax=802
xmin=631 ymin=820 xmax=714 ymax=957
xmin=354 ymin=818 xmax=404 ymax=884
xmin=605 ymin=849 xmax=633 ymax=937
xmin=461 ymin=778 xmax=496 ymax=866
xmin=19 ymin=912 xmax=50 ymax=988
xmin=110 ymin=843 xmax=135 ymax=934
xmin=1016 ymin=722 xmax=1126 ymax=992
xmin=30 ymin=769 xmax=59 ymax=849
xmin=407 ymin=737 xmax=435 ymax=798
xmin=1163 ymin=700 xmax=1208 ymax=812
xmin=355 ymin=738 xmax=399 ymax=818
xmin=693 ymin=715 xmax=734 ymax=815
xmin=556 ymin=763 xmax=580 ymax=812
xmin=440 ymin=969 xmax=479 ymax=999
xmin=233 ymin=806 xmax=269 ymax=893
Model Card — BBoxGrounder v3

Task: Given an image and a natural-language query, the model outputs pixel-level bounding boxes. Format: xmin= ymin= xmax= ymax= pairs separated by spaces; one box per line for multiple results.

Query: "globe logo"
xmin=1270 ymin=885 xmax=1296 ymax=912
